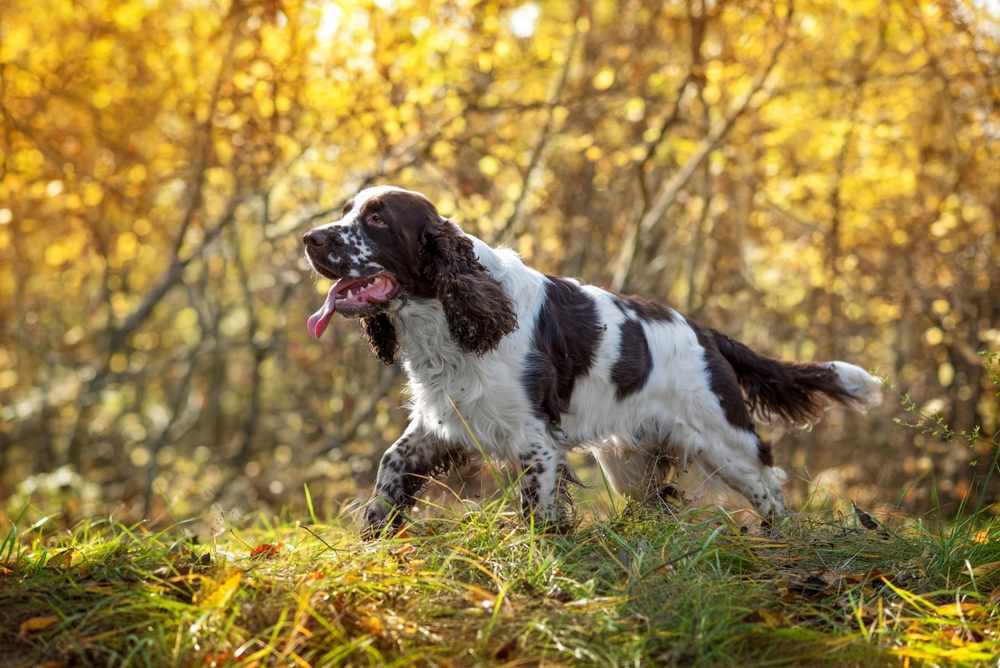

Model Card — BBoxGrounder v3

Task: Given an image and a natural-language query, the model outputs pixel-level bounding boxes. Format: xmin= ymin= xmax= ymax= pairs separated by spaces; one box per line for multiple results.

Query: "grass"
xmin=2 ymin=494 xmax=999 ymax=668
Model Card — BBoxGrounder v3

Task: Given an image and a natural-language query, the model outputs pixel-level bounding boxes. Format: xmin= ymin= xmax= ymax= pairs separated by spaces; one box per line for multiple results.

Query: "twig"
xmin=611 ymin=1 xmax=794 ymax=291
xmin=493 ymin=4 xmax=584 ymax=244
xmin=301 ymin=525 xmax=344 ymax=553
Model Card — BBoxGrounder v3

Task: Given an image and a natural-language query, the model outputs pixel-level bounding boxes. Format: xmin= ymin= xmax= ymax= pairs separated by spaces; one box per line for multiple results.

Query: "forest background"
xmin=1 ymin=0 xmax=998 ymax=528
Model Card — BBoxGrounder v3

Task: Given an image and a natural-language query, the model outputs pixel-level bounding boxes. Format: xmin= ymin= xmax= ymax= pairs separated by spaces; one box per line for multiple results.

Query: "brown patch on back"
xmin=523 ymin=277 xmax=604 ymax=425
xmin=690 ymin=322 xmax=756 ymax=432
xmin=610 ymin=319 xmax=652 ymax=400
xmin=613 ymin=294 xmax=675 ymax=322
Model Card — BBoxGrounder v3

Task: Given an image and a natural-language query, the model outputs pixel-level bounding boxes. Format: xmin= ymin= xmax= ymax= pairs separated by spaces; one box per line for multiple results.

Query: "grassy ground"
xmin=2 ymin=493 xmax=999 ymax=668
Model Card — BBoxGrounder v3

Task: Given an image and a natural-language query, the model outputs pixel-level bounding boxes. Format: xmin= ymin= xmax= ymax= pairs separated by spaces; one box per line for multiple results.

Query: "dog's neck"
xmin=392 ymin=298 xmax=467 ymax=392
xmin=393 ymin=234 xmax=507 ymax=358
xmin=391 ymin=236 xmax=523 ymax=388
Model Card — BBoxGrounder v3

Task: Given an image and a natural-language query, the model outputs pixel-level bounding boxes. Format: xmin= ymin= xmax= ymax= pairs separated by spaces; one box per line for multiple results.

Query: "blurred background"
xmin=1 ymin=0 xmax=997 ymax=526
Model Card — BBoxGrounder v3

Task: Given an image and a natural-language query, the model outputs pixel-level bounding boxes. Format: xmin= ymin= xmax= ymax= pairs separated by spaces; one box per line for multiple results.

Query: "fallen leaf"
xmin=19 ymin=615 xmax=58 ymax=638
xmin=358 ymin=614 xmax=383 ymax=635
xmin=493 ymin=637 xmax=517 ymax=660
xmin=0 ymin=565 xmax=13 ymax=576
xmin=547 ymin=586 xmax=573 ymax=603
xmin=392 ymin=543 xmax=417 ymax=558
xmin=744 ymin=608 xmax=788 ymax=627
xmin=934 ymin=601 xmax=985 ymax=618
xmin=786 ymin=574 xmax=829 ymax=599
xmin=49 ymin=549 xmax=76 ymax=569
xmin=203 ymin=650 xmax=230 ymax=666
xmin=198 ymin=572 xmax=242 ymax=609
xmin=851 ymin=501 xmax=889 ymax=537
xmin=250 ymin=542 xmax=283 ymax=560
xmin=852 ymin=501 xmax=881 ymax=531
xmin=463 ymin=584 xmax=496 ymax=604
xmin=970 ymin=561 xmax=1000 ymax=578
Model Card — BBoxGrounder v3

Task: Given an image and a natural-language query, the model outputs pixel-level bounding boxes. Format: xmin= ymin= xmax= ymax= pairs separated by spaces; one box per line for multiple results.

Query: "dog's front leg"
xmin=362 ymin=422 xmax=465 ymax=539
xmin=518 ymin=440 xmax=574 ymax=532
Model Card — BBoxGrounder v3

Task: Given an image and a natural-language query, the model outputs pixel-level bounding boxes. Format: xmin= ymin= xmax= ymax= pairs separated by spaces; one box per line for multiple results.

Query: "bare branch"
xmin=610 ymin=2 xmax=794 ymax=291
xmin=494 ymin=8 xmax=584 ymax=244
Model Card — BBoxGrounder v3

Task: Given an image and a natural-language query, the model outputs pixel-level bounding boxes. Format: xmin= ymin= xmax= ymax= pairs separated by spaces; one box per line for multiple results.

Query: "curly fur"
xmin=301 ymin=185 xmax=883 ymax=538
xmin=360 ymin=313 xmax=398 ymax=365
xmin=420 ymin=219 xmax=517 ymax=356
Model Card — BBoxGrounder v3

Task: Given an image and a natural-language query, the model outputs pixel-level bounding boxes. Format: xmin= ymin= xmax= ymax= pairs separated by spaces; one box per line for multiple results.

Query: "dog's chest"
xmin=396 ymin=301 xmax=518 ymax=450
xmin=398 ymin=304 xmax=484 ymax=416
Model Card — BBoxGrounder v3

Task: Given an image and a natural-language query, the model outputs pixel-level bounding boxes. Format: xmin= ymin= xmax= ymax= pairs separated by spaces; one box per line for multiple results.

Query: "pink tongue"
xmin=307 ymin=285 xmax=338 ymax=339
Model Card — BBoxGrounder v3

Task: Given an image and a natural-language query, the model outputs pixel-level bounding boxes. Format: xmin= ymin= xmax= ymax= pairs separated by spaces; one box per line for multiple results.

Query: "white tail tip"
xmin=829 ymin=361 xmax=883 ymax=411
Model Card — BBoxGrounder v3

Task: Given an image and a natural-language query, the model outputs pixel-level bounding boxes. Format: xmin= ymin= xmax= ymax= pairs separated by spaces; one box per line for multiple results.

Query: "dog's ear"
xmin=421 ymin=219 xmax=517 ymax=355
xmin=361 ymin=313 xmax=398 ymax=365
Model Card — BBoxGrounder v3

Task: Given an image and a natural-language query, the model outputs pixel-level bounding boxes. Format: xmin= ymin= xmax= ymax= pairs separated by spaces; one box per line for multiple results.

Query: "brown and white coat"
xmin=302 ymin=186 xmax=882 ymax=536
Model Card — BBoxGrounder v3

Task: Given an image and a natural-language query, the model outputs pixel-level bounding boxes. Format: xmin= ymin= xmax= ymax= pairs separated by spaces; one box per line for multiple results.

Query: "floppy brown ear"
xmin=361 ymin=313 xmax=398 ymax=365
xmin=421 ymin=220 xmax=517 ymax=355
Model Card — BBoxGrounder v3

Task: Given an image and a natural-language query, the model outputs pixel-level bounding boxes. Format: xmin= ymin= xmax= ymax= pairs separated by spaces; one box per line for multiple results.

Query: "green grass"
xmin=2 ymin=499 xmax=999 ymax=667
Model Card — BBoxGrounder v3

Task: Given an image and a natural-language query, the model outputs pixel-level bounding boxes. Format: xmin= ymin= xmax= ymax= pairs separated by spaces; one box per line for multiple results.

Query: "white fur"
xmin=331 ymin=187 xmax=881 ymax=526
xmin=829 ymin=361 xmax=883 ymax=410
xmin=387 ymin=238 xmax=772 ymax=519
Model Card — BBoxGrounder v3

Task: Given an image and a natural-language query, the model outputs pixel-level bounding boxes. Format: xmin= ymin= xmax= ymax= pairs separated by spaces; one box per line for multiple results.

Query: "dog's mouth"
xmin=307 ymin=273 xmax=400 ymax=339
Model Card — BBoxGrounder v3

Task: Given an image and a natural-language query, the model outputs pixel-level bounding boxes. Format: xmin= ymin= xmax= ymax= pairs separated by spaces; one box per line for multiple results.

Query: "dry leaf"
xmin=851 ymin=501 xmax=881 ymax=531
xmin=19 ymin=615 xmax=58 ymax=638
xmin=970 ymin=561 xmax=1000 ymax=578
xmin=493 ymin=637 xmax=517 ymax=660
xmin=786 ymin=574 xmax=829 ymax=599
xmin=358 ymin=615 xmax=383 ymax=635
xmin=50 ymin=549 xmax=76 ymax=569
xmin=250 ymin=542 xmax=283 ymax=560
xmin=392 ymin=543 xmax=417 ymax=558
xmin=464 ymin=584 xmax=496 ymax=604
xmin=198 ymin=572 xmax=242 ymax=609
xmin=203 ymin=650 xmax=231 ymax=666
xmin=933 ymin=601 xmax=985 ymax=618
xmin=744 ymin=608 xmax=788 ymax=627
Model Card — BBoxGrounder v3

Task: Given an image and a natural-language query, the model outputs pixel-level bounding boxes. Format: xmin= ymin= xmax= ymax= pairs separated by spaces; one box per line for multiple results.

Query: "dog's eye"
xmin=367 ymin=213 xmax=386 ymax=226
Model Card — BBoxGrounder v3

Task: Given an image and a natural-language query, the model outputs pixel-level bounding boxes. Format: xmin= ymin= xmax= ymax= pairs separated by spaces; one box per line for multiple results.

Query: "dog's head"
xmin=302 ymin=186 xmax=516 ymax=362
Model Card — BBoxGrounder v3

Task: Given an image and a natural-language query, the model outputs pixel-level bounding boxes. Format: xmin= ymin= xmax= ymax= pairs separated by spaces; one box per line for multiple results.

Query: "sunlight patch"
xmin=509 ymin=3 xmax=539 ymax=39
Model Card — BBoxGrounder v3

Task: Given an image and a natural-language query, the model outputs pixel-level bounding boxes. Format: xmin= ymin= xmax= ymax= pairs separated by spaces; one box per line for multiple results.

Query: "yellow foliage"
xmin=0 ymin=0 xmax=997 ymax=520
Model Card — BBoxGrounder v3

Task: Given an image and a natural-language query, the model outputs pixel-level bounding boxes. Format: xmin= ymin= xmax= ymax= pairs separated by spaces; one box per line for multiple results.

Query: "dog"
xmin=302 ymin=185 xmax=882 ymax=536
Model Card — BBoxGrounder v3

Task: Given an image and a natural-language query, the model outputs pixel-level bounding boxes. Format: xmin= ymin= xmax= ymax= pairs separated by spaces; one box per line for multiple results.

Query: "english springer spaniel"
xmin=302 ymin=186 xmax=882 ymax=536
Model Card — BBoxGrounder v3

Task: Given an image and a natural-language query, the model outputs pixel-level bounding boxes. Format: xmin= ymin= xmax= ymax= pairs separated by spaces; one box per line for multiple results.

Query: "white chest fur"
xmin=395 ymin=299 xmax=535 ymax=460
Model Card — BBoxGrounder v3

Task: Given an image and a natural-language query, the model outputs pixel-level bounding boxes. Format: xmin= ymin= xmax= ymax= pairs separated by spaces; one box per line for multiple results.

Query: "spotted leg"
xmin=362 ymin=422 xmax=467 ymax=539
xmin=518 ymin=438 xmax=574 ymax=532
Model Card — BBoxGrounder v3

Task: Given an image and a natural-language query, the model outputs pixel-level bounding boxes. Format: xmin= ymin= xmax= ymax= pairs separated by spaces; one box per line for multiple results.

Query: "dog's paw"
xmin=521 ymin=506 xmax=575 ymax=535
xmin=360 ymin=497 xmax=402 ymax=540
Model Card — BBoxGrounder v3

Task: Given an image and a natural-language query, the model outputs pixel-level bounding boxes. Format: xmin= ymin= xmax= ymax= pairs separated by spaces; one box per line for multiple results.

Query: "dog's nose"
xmin=303 ymin=230 xmax=325 ymax=248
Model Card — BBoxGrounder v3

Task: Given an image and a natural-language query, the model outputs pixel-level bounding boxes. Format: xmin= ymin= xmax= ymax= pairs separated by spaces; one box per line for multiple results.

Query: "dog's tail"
xmin=711 ymin=330 xmax=882 ymax=427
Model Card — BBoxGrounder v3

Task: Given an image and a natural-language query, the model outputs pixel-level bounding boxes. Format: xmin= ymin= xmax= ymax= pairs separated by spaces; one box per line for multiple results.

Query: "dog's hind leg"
xmin=591 ymin=437 xmax=679 ymax=507
xmin=682 ymin=422 xmax=788 ymax=522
